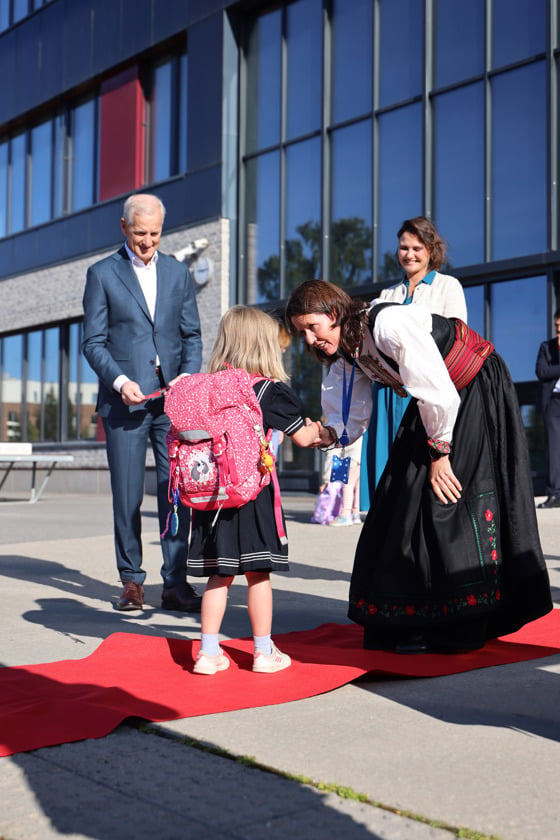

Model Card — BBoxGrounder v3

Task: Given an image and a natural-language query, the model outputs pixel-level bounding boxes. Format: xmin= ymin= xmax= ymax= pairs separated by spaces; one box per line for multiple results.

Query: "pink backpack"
xmin=164 ymin=369 xmax=286 ymax=542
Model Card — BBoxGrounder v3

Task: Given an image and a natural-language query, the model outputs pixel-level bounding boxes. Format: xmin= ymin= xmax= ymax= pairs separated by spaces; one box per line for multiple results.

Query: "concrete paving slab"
xmin=0 ymin=491 xmax=558 ymax=839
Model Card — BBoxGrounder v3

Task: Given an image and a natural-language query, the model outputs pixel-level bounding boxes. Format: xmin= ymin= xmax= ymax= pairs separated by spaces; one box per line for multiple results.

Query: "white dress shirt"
xmin=321 ymin=303 xmax=461 ymax=446
xmin=378 ymin=271 xmax=468 ymax=321
xmin=113 ymin=244 xmax=159 ymax=393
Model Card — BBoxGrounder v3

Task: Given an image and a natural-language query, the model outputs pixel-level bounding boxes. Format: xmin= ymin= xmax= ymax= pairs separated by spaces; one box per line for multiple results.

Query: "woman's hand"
xmin=429 ymin=455 xmax=462 ymax=504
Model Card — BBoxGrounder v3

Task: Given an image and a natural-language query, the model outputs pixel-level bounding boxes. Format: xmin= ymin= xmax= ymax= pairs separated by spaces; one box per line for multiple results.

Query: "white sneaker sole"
xmin=252 ymin=646 xmax=291 ymax=673
xmin=193 ymin=651 xmax=230 ymax=675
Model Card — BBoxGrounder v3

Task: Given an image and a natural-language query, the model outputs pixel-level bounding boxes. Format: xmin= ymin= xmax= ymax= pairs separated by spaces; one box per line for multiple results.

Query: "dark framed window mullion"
xmin=21 ymin=333 xmax=28 ymax=442
xmin=59 ymin=323 xmax=68 ymax=443
xmin=549 ymin=0 xmax=558 ymax=251
xmin=424 ymin=0 xmax=433 ymax=219
xmin=372 ymin=0 xmax=380 ymax=284
xmin=39 ymin=330 xmax=45 ymax=440
xmin=279 ymin=4 xmax=288 ymax=300
xmin=321 ymin=0 xmax=331 ymax=285
xmin=93 ymin=94 xmax=100 ymax=206
xmin=484 ymin=0 xmax=492 ymax=263
xmin=170 ymin=55 xmax=180 ymax=176
xmin=237 ymin=17 xmax=248 ymax=304
xmin=75 ymin=322 xmax=84 ymax=440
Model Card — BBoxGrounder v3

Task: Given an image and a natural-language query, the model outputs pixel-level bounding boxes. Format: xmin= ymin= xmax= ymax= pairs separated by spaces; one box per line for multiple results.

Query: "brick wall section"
xmin=0 ymin=218 xmax=230 ymax=363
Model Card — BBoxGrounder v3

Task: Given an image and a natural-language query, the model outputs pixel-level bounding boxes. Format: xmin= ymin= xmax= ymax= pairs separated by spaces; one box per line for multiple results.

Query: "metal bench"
xmin=0 ymin=446 xmax=75 ymax=503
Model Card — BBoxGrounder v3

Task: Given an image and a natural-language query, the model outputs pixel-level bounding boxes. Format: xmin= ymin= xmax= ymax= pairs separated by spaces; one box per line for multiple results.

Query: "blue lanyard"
xmin=339 ymin=356 xmax=356 ymax=447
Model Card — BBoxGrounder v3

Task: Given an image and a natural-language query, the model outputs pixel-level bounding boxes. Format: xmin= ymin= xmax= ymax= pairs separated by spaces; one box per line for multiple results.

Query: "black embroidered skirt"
xmin=349 ymin=352 xmax=552 ymax=651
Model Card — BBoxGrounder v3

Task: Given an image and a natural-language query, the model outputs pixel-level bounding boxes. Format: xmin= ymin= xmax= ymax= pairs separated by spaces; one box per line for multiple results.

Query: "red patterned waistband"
xmin=444 ymin=320 xmax=494 ymax=391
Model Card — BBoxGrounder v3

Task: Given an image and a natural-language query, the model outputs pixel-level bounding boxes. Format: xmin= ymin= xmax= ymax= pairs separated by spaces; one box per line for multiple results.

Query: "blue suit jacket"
xmin=536 ymin=338 xmax=560 ymax=414
xmin=82 ymin=246 xmax=202 ymax=418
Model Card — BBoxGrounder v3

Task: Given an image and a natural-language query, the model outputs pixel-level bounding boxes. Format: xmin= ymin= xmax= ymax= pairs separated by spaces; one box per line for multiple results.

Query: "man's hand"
xmin=429 ymin=455 xmax=462 ymax=504
xmin=121 ymin=380 xmax=146 ymax=406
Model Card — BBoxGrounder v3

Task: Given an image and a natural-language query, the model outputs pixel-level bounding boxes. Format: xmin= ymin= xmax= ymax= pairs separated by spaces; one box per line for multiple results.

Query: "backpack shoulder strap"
xmin=250 ymin=375 xmax=287 ymax=546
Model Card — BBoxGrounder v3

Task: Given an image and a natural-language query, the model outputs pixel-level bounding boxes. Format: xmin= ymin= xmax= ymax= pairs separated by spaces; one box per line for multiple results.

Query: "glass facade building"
xmin=0 ymin=0 xmax=557 ymax=491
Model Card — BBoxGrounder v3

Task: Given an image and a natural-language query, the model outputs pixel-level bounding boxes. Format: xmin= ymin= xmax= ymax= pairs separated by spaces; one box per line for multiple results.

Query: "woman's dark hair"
xmin=397 ymin=216 xmax=447 ymax=270
xmin=285 ymin=280 xmax=367 ymax=365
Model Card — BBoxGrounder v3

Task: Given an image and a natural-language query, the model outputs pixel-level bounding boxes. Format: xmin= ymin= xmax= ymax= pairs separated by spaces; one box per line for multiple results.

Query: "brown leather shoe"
xmin=161 ymin=582 xmax=202 ymax=612
xmin=115 ymin=582 xmax=144 ymax=611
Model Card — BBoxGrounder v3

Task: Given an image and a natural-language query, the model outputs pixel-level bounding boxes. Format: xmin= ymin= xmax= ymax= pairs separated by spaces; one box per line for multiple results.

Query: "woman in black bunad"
xmin=286 ymin=280 xmax=552 ymax=653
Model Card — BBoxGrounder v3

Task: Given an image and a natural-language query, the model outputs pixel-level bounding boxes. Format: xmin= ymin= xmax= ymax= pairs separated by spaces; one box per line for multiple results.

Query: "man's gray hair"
xmin=123 ymin=194 xmax=166 ymax=226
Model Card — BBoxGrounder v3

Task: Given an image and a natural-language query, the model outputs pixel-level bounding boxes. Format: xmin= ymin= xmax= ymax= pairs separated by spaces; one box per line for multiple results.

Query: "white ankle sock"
xmin=253 ymin=634 xmax=272 ymax=656
xmin=200 ymin=633 xmax=220 ymax=656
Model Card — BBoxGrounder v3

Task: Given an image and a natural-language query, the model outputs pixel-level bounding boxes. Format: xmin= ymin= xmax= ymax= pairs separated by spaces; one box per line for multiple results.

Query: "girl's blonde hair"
xmin=208 ymin=305 xmax=289 ymax=381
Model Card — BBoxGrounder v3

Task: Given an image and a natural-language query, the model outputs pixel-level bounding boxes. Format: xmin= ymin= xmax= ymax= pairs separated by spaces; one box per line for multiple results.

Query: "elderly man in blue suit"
xmin=82 ymin=193 xmax=203 ymax=611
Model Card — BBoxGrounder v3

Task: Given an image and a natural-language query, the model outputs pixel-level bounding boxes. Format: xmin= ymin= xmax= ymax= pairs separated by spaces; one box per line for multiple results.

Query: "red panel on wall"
xmin=99 ymin=67 xmax=145 ymax=201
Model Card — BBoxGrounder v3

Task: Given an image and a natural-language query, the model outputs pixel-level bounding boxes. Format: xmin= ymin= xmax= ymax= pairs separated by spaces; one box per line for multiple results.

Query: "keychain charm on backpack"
xmin=259 ymin=430 xmax=275 ymax=476
xmin=170 ymin=488 xmax=180 ymax=537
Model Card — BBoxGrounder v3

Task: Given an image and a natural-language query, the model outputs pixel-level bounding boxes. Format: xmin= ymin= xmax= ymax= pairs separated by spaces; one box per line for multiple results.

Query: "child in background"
xmin=329 ymin=436 xmax=363 ymax=527
xmin=188 ymin=306 xmax=322 ymax=675
xmin=311 ymin=442 xmax=343 ymax=525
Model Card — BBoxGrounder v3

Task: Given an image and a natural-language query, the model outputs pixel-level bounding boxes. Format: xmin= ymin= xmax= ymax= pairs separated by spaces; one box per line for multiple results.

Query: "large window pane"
xmin=69 ymin=322 xmax=98 ymax=441
xmin=30 ymin=120 xmax=53 ymax=226
xmin=377 ymin=103 xmax=422 ymax=281
xmin=245 ymin=10 xmax=281 ymax=152
xmin=434 ymin=0 xmax=484 ymax=88
xmin=490 ymin=276 xmax=546 ymax=381
xmin=10 ymin=132 xmax=26 ymax=234
xmin=151 ymin=60 xmax=173 ymax=182
xmin=331 ymin=120 xmax=372 ymax=287
xmin=281 ymin=341 xmax=322 ymax=474
xmin=245 ymin=152 xmax=280 ymax=304
xmin=13 ymin=0 xmax=28 ymax=24
xmin=178 ymin=52 xmax=188 ymax=174
xmin=331 ymin=0 xmax=372 ymax=124
xmin=0 ymin=140 xmax=7 ymax=237
xmin=379 ymin=0 xmax=423 ymax=107
xmin=2 ymin=335 xmax=23 ymax=441
xmin=463 ymin=285 xmax=484 ymax=335
xmin=433 ymin=83 xmax=484 ymax=267
xmin=43 ymin=328 xmax=59 ymax=441
xmin=26 ymin=330 xmax=42 ymax=440
xmin=491 ymin=63 xmax=546 ymax=259
xmin=492 ymin=0 xmax=546 ymax=69
xmin=286 ymin=0 xmax=322 ymax=140
xmin=71 ymin=99 xmax=96 ymax=212
xmin=284 ymin=138 xmax=321 ymax=293
xmin=0 ymin=0 xmax=9 ymax=34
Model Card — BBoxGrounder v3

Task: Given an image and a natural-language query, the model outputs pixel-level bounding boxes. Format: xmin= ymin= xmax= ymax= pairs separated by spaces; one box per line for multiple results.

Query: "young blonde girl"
xmin=188 ymin=306 xmax=322 ymax=675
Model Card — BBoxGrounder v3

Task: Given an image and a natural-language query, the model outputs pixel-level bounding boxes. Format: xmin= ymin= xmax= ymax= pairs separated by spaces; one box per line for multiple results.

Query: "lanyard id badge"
xmin=329 ymin=355 xmax=356 ymax=484
xmin=330 ymin=453 xmax=350 ymax=483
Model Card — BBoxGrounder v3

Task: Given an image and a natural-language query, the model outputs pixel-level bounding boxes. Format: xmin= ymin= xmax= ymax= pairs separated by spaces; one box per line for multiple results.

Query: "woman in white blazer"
xmin=365 ymin=217 xmax=467 ymax=499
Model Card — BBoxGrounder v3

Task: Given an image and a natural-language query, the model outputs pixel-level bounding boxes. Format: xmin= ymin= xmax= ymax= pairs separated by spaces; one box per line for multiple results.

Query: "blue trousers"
xmin=103 ymin=402 xmax=190 ymax=587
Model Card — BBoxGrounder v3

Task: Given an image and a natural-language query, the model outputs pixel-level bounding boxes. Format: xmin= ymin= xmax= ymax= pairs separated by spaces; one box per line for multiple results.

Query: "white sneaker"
xmin=352 ymin=513 xmax=362 ymax=524
xmin=329 ymin=515 xmax=353 ymax=527
xmin=193 ymin=648 xmax=230 ymax=675
xmin=253 ymin=643 xmax=291 ymax=673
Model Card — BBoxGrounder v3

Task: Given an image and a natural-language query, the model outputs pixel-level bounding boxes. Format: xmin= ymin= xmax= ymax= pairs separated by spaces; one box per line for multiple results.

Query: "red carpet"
xmin=1 ymin=611 xmax=559 ymax=758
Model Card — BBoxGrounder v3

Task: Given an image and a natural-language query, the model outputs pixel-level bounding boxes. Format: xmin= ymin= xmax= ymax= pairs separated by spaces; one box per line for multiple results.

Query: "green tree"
xmin=256 ymin=216 xmax=374 ymax=300
xmin=44 ymin=387 xmax=58 ymax=441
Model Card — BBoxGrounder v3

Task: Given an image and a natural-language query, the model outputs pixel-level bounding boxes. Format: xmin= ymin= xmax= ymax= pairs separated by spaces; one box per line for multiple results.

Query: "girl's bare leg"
xmin=246 ymin=571 xmax=273 ymax=637
xmin=200 ymin=574 xmax=233 ymax=635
